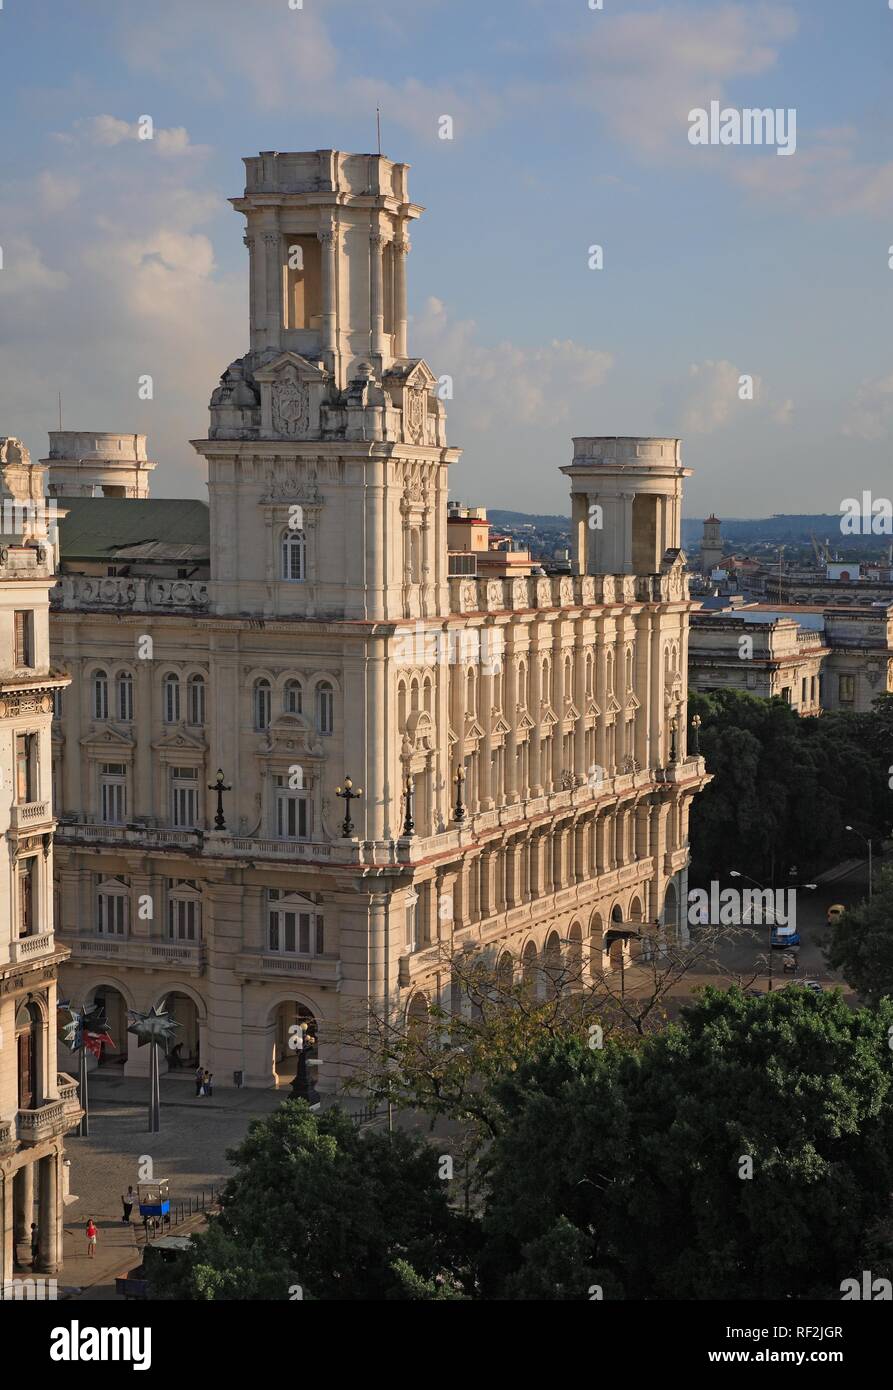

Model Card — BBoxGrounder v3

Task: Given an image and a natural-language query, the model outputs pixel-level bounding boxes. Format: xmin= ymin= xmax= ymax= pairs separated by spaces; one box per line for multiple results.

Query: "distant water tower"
xmin=700 ymin=513 xmax=724 ymax=572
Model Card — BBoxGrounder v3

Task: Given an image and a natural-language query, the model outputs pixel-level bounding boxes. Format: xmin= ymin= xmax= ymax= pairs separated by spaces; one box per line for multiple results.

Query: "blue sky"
xmin=2 ymin=0 xmax=892 ymax=518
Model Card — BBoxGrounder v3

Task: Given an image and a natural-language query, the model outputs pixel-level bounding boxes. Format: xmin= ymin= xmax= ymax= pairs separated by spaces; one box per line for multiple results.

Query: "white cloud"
xmin=559 ymin=3 xmax=798 ymax=159
xmin=674 ymin=359 xmax=792 ymax=435
xmin=0 ymin=236 xmax=68 ymax=294
xmin=843 ymin=373 xmax=893 ymax=442
xmin=55 ymin=115 xmax=207 ymax=158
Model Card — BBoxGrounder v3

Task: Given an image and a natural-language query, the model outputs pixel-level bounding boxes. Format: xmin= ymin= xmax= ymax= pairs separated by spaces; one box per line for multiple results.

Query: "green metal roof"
xmin=57 ymin=498 xmax=209 ymax=560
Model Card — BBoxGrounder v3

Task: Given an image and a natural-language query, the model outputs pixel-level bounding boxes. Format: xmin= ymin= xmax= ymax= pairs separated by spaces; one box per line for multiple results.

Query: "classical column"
xmin=480 ymin=664 xmax=494 ymax=811
xmin=62 ymin=654 xmax=82 ymax=815
xmin=318 ymin=224 xmax=337 ymax=360
xmin=529 ymin=638 xmax=543 ymax=797
xmin=135 ymin=658 xmax=153 ymax=819
xmin=394 ymin=236 xmax=410 ymax=357
xmin=370 ymin=232 xmax=386 ymax=359
xmin=1 ymin=1171 xmax=13 ymax=1293
xmin=13 ymin=1161 xmax=34 ymax=1243
xmin=573 ymin=621 xmax=587 ymax=781
xmin=263 ymin=231 xmax=281 ymax=346
xmin=571 ymin=491 xmax=589 ymax=575
xmin=505 ymin=650 xmax=519 ymax=803
xmin=244 ymin=233 xmax=257 ymax=347
xmin=37 ymin=1151 xmax=62 ymax=1275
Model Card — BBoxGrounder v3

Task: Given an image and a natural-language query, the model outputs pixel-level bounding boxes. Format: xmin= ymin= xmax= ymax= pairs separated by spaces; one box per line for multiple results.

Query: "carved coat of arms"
xmin=272 ymin=376 xmax=309 ymax=437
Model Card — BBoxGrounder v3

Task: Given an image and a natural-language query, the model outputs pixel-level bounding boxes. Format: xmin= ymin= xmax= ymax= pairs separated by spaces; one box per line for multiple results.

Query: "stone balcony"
xmin=16 ymin=1099 xmax=68 ymax=1145
xmin=232 ymin=951 xmax=342 ymax=986
xmin=9 ymin=799 xmax=53 ymax=831
xmin=51 ymin=575 xmax=210 ymax=613
xmin=57 ymin=1072 xmax=82 ymax=1127
xmin=64 ymin=934 xmax=206 ymax=975
xmin=7 ymin=931 xmax=55 ymax=966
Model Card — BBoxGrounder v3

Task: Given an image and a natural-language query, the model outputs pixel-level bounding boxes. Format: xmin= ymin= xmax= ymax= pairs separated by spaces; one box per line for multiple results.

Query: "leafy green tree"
xmin=479 ymin=987 xmax=893 ymax=1299
xmin=826 ymin=865 xmax=893 ymax=1005
xmin=147 ymin=1101 xmax=473 ymax=1300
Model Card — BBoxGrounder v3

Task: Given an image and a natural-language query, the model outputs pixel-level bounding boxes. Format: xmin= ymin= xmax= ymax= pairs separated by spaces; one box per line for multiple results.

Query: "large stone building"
xmin=0 ymin=438 xmax=79 ymax=1293
xmin=49 ymin=148 xmax=708 ymax=1096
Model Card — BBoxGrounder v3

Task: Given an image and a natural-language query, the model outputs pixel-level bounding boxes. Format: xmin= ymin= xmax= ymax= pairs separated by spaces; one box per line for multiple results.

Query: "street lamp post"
xmin=844 ymin=825 xmax=872 ymax=900
xmin=207 ymin=769 xmax=231 ymax=830
xmin=729 ymin=869 xmax=816 ymax=992
xmin=691 ymin=713 xmax=702 ymax=757
xmin=335 ymin=776 xmax=363 ymax=837
xmin=453 ymin=766 xmax=466 ymax=823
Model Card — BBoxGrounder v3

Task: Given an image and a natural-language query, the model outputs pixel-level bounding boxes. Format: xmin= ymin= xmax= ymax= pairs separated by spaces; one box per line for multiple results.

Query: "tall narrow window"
xmin=254 ymin=679 xmax=272 ymax=730
xmin=281 ymin=531 xmax=306 ymax=581
xmin=284 ymin=679 xmax=303 ymax=714
xmin=15 ymin=733 xmax=36 ymax=804
xmin=187 ymin=675 xmax=205 ymax=726
xmin=163 ymin=673 xmax=181 ymax=724
xmin=168 ymin=880 xmax=201 ymax=941
xmin=93 ymin=669 xmax=109 ymax=720
xmin=117 ymin=671 xmax=133 ymax=722
xmin=170 ymin=766 xmax=200 ymax=828
xmin=316 ymin=681 xmax=334 ymax=735
xmin=99 ymin=763 xmax=127 ymax=824
xmin=18 ymin=858 xmax=37 ymax=937
xmin=267 ymin=889 xmax=324 ymax=955
xmin=97 ymin=877 xmax=129 ymax=935
xmin=14 ymin=610 xmax=33 ymax=667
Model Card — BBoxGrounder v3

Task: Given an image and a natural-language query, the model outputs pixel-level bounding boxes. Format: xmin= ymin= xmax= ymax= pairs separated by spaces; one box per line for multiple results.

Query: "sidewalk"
xmin=59 ymin=1071 xmax=285 ymax=1297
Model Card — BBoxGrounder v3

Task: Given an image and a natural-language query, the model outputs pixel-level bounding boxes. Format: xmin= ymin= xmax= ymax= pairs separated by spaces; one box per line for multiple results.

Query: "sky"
xmin=1 ymin=0 xmax=892 ymax=519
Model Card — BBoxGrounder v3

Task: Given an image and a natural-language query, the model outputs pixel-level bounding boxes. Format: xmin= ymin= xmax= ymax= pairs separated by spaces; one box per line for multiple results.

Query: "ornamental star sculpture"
xmin=126 ymin=1005 xmax=180 ymax=1052
xmin=60 ymin=1002 xmax=115 ymax=1059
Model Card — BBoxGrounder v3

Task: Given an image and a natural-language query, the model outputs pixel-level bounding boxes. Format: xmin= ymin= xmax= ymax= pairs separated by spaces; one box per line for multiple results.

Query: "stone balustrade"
xmin=51 ymin=575 xmax=210 ymax=613
xmin=447 ymin=569 xmax=686 ymax=616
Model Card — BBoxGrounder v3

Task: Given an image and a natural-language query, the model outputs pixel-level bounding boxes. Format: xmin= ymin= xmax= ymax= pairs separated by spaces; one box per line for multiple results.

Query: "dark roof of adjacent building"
xmin=57 ymin=498 xmax=210 ymax=562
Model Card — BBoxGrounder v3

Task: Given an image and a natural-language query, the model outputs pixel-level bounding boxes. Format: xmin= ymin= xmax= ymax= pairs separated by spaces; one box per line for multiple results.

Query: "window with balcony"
xmin=15 ymin=732 xmax=37 ymax=804
xmin=99 ymin=762 xmax=127 ymax=824
xmin=274 ymin=775 xmax=310 ymax=839
xmin=14 ymin=609 xmax=34 ymax=667
xmin=97 ymin=876 xmax=129 ymax=935
xmin=16 ymin=1002 xmax=40 ymax=1110
xmin=116 ymin=671 xmax=133 ymax=722
xmin=187 ymin=675 xmax=205 ymax=726
xmin=17 ymin=857 xmax=37 ymax=938
xmin=170 ymin=766 xmax=200 ymax=828
xmin=168 ymin=879 xmax=201 ymax=942
xmin=267 ymin=889 xmax=324 ymax=955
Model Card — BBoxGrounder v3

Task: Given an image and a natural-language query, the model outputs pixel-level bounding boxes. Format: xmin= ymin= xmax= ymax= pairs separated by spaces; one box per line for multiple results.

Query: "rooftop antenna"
xmin=376 ymin=106 xmax=381 ymax=156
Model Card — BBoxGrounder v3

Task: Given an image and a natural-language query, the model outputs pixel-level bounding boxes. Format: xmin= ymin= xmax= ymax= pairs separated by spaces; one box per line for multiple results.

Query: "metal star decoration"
xmin=60 ymin=1002 xmax=115 ymax=1056
xmin=126 ymin=1005 xmax=180 ymax=1053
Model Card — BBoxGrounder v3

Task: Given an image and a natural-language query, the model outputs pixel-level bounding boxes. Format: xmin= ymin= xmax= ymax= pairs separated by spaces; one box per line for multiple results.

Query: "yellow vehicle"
xmin=826 ymin=903 xmax=846 ymax=926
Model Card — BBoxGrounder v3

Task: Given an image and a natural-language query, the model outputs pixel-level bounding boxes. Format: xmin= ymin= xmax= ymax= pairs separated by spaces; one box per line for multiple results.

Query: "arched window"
xmin=116 ymin=671 xmax=133 ymax=722
xmin=163 ymin=673 xmax=180 ymax=724
xmin=397 ymin=681 xmax=407 ymax=729
xmin=316 ymin=681 xmax=334 ymax=736
xmin=284 ymin=680 xmax=303 ymax=715
xmin=281 ymin=530 xmax=306 ymax=582
xmin=187 ymin=675 xmax=205 ymax=726
xmin=16 ymin=1001 xmax=41 ymax=1110
xmin=254 ymin=678 xmax=272 ymax=730
xmin=93 ymin=669 xmax=109 ymax=720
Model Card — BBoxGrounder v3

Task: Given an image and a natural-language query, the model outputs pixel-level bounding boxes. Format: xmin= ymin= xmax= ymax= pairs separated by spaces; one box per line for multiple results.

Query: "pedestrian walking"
xmin=122 ymin=1185 xmax=135 ymax=1223
xmin=86 ymin=1218 xmax=97 ymax=1258
xmin=194 ymin=1063 xmax=203 ymax=1097
xmin=204 ymin=1070 xmax=213 ymax=1097
xmin=30 ymin=1222 xmax=39 ymax=1269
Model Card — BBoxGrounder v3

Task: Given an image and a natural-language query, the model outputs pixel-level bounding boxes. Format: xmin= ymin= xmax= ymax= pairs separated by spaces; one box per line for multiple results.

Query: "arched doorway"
xmin=156 ymin=991 xmax=200 ymax=1071
xmin=407 ymin=992 xmax=429 ymax=1037
xmin=496 ymin=951 xmax=514 ymax=995
xmin=607 ymin=904 xmax=626 ymax=970
xmin=543 ymin=930 xmax=562 ymax=998
xmin=88 ymin=985 xmax=128 ymax=1068
xmin=589 ymin=911 xmax=604 ymax=977
xmin=522 ymin=939 xmax=538 ymax=995
xmin=272 ymin=1001 xmax=318 ymax=1086
xmin=568 ymin=922 xmax=583 ymax=988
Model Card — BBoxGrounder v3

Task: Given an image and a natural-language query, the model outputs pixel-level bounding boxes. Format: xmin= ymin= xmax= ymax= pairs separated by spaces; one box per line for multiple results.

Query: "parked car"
xmin=771 ymin=926 xmax=801 ymax=948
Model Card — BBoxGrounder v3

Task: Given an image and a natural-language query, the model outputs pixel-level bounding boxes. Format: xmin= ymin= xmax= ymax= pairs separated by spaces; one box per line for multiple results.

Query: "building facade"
xmin=0 ymin=438 xmax=78 ymax=1292
xmin=50 ymin=149 xmax=708 ymax=1095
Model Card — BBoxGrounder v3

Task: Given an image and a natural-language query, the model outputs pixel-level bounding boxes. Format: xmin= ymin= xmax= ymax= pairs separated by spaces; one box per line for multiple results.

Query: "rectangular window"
xmin=97 ymin=887 xmax=128 ymax=935
xmin=100 ymin=763 xmax=127 ymax=824
xmin=839 ymin=674 xmax=855 ymax=704
xmin=801 ymin=677 xmax=807 ymax=705
xmin=168 ymin=887 xmax=200 ymax=941
xmin=171 ymin=767 xmax=200 ymax=828
xmin=14 ymin=610 xmax=33 ymax=667
xmin=268 ymin=899 xmax=324 ymax=955
xmin=275 ymin=777 xmax=310 ymax=839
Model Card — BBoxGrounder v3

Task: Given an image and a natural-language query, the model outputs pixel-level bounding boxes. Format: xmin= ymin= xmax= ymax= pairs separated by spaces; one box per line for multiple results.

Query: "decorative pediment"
xmin=152 ymin=728 xmax=208 ymax=755
xmin=81 ymin=726 xmax=135 ymax=752
xmin=464 ymin=717 xmax=485 ymax=742
xmin=625 ymin=692 xmax=641 ymax=712
xmin=563 ymin=701 xmax=581 ymax=722
xmin=606 ymin=694 xmax=622 ymax=716
xmin=492 ymin=714 xmax=512 ymax=736
xmin=586 ymin=700 xmax=601 ymax=719
xmin=539 ymin=706 xmax=558 ymax=730
xmin=406 ymin=709 xmax=435 ymax=753
xmin=517 ymin=711 xmax=535 ymax=733
xmin=255 ymin=353 xmax=331 ymax=441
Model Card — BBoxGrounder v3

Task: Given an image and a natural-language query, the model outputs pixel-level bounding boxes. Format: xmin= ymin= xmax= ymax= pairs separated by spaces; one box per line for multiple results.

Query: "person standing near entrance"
xmin=31 ymin=1222 xmax=39 ymax=1270
xmin=86 ymin=1218 xmax=97 ymax=1258
xmin=122 ymin=1186 xmax=135 ymax=1223
xmin=194 ymin=1063 xmax=203 ymax=1097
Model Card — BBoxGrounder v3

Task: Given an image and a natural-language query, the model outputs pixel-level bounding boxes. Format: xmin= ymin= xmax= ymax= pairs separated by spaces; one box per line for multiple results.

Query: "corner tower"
xmin=563 ymin=437 xmax=690 ymax=577
xmin=193 ymin=149 xmax=459 ymax=622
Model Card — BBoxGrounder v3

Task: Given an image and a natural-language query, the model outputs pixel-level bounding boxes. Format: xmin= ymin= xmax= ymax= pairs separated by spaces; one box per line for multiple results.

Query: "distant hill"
xmin=489 ymin=510 xmax=570 ymax=532
xmin=487 ymin=510 xmax=888 ymax=550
